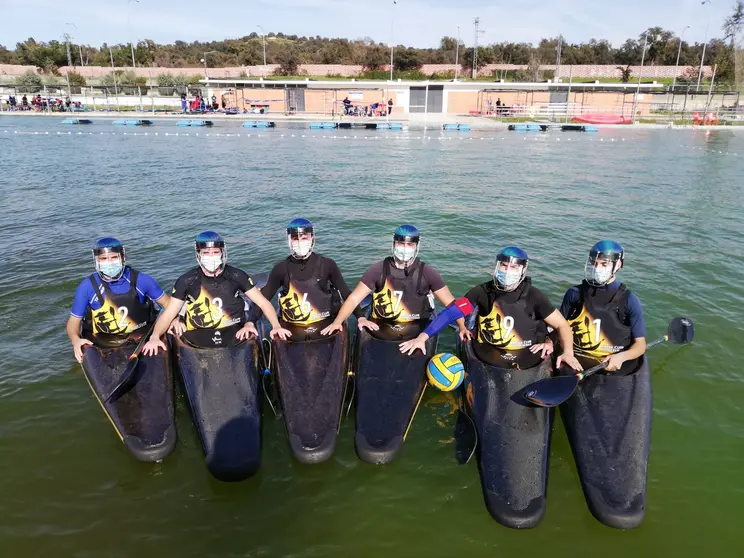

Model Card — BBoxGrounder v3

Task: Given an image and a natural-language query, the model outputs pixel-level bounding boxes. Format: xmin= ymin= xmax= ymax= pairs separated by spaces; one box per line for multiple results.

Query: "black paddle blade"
xmin=668 ymin=317 xmax=694 ymax=345
xmin=521 ymin=374 xmax=580 ymax=408
xmin=454 ymin=407 xmax=477 ymax=464
xmin=106 ymin=356 xmax=139 ymax=402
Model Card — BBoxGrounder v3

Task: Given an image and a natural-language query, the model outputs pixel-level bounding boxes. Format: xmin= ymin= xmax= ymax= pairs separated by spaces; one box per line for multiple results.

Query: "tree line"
xmin=1 ymin=3 xmax=741 ymax=83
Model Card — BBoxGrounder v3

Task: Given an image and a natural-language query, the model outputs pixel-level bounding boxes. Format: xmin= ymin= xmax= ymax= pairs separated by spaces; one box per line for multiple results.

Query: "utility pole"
xmin=472 ymin=17 xmax=485 ymax=79
xmin=697 ymin=0 xmax=712 ymax=90
xmin=555 ymin=34 xmax=563 ymax=82
xmin=455 ymin=26 xmax=460 ymax=80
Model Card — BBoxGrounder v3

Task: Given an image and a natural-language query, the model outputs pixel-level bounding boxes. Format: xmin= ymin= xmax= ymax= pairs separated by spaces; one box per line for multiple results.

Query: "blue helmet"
xmin=287 ymin=218 xmax=315 ymax=259
xmin=194 ymin=231 xmax=225 ymax=250
xmin=92 ymin=237 xmax=126 ymax=280
xmin=494 ymin=246 xmax=529 ymax=291
xmin=393 ymin=224 xmax=420 ymax=244
xmin=194 ymin=231 xmax=227 ymax=272
xmin=585 ymin=240 xmax=624 ymax=286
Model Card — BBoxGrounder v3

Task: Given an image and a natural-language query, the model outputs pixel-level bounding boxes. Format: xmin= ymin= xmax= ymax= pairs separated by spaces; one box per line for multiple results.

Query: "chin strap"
xmin=422 ymin=297 xmax=474 ymax=338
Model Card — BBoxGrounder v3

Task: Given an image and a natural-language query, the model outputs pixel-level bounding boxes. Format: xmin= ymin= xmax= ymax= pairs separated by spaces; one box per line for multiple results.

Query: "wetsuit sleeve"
xmin=559 ymin=286 xmax=581 ymax=319
xmin=247 ymin=263 xmax=284 ymax=322
xmin=326 ymin=258 xmax=364 ymax=318
xmin=172 ymin=273 xmax=192 ymax=301
xmin=530 ymin=287 xmax=556 ymax=320
xmin=626 ymin=292 xmax=647 ymax=339
xmin=424 ymin=266 xmax=446 ymax=292
xmin=70 ymin=279 xmax=93 ymax=318
xmin=422 ymin=298 xmax=475 ymax=338
xmin=136 ymin=272 xmax=165 ymax=302
xmin=360 ymin=261 xmax=384 ymax=291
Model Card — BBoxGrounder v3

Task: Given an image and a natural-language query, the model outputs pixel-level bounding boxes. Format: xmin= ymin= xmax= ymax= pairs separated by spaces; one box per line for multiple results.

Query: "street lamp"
xmin=672 ymin=25 xmax=691 ymax=91
xmin=127 ymin=0 xmax=140 ymax=69
xmin=66 ymin=23 xmax=85 ymax=66
xmin=201 ymin=51 xmax=219 ymax=79
xmin=632 ymin=31 xmax=654 ymax=122
xmin=256 ymin=25 xmax=267 ymax=74
xmin=697 ymin=0 xmax=712 ymax=90
xmin=454 ymin=26 xmax=460 ymax=81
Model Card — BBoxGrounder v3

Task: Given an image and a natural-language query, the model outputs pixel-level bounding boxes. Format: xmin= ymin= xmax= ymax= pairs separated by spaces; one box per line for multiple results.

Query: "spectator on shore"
xmin=342 ymin=96 xmax=351 ymax=114
xmin=211 ymin=95 xmax=218 ymax=110
xmin=22 ymin=94 xmax=28 ymax=108
xmin=221 ymin=94 xmax=227 ymax=109
xmin=181 ymin=92 xmax=188 ymax=113
xmin=387 ymin=97 xmax=394 ymax=115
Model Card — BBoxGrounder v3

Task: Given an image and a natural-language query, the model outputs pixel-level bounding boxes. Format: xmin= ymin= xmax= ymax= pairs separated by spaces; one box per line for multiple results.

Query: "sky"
xmin=0 ymin=0 xmax=738 ymax=50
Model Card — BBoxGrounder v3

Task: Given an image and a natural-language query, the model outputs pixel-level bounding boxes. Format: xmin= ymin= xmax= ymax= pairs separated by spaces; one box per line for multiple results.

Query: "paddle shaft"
xmin=577 ymin=334 xmax=668 ymax=381
xmin=105 ymin=317 xmax=160 ymax=402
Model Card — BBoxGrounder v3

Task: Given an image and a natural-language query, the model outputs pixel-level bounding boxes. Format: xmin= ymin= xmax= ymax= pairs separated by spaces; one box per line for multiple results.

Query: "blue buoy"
xmin=243 ymin=121 xmax=276 ymax=128
xmin=61 ymin=119 xmax=92 ymax=125
xmin=309 ymin=122 xmax=337 ymax=129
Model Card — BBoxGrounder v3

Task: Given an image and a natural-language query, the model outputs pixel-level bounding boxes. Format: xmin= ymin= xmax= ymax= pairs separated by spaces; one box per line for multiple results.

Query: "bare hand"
xmin=530 ymin=339 xmax=554 ymax=359
xmin=399 ymin=334 xmax=429 ymax=356
xmin=72 ymin=338 xmax=93 ymax=363
xmin=556 ymin=352 xmax=583 ymax=372
xmin=270 ymin=326 xmax=292 ymax=341
xmin=236 ymin=322 xmax=258 ymax=341
xmin=459 ymin=328 xmax=473 ymax=342
xmin=142 ymin=338 xmax=166 ymax=357
xmin=357 ymin=317 xmax=379 ymax=332
xmin=168 ymin=318 xmax=185 ymax=337
xmin=320 ymin=322 xmax=344 ymax=336
xmin=603 ymin=353 xmax=626 ymax=372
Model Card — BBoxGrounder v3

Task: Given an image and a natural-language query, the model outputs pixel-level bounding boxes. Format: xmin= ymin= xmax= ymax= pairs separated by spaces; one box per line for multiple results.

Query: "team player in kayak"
xmin=142 ymin=231 xmax=290 ymax=355
xmin=321 ymin=224 xmax=460 ymax=339
xmin=249 ymin=218 xmax=363 ymax=339
xmin=398 ymin=246 xmax=581 ymax=370
xmin=558 ymin=240 xmax=647 ymax=374
xmin=66 ymin=237 xmax=171 ymax=362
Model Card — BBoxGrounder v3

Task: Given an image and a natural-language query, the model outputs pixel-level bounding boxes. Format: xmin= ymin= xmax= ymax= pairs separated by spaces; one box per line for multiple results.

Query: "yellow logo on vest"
xmin=186 ymin=287 xmax=240 ymax=330
xmin=569 ymin=307 xmax=624 ymax=358
xmin=371 ymin=279 xmax=418 ymax=323
xmin=91 ymin=299 xmax=142 ymax=335
xmin=279 ymin=282 xmax=330 ymax=325
xmin=477 ymin=301 xmax=532 ymax=350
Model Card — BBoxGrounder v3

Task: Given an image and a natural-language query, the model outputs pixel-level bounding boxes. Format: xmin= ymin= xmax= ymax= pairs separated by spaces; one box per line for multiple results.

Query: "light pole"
xmin=127 ymin=0 xmax=140 ymax=69
xmin=454 ymin=26 xmax=460 ymax=80
xmin=672 ymin=25 xmax=691 ymax=91
xmin=632 ymin=32 xmax=653 ymax=122
xmin=257 ymin=25 xmax=267 ymax=75
xmin=389 ymin=1 xmax=396 ymax=80
xmin=697 ymin=0 xmax=712 ymax=90
xmin=66 ymin=23 xmax=84 ymax=66
xmin=201 ymin=51 xmax=219 ymax=79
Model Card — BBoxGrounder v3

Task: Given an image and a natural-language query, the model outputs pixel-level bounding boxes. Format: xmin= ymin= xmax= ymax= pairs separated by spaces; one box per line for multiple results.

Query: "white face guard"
xmin=288 ymin=233 xmax=315 ymax=259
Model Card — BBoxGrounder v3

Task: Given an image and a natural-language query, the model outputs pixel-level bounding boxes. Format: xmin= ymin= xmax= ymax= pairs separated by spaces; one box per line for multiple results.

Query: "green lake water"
xmin=0 ymin=116 xmax=742 ymax=557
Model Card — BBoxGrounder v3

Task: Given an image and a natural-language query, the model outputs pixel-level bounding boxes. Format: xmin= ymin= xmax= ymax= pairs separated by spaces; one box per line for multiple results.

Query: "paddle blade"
xmin=251 ymin=272 xmax=269 ymax=290
xmin=360 ymin=294 xmax=372 ymax=310
xmin=522 ymin=374 xmax=580 ymax=408
xmin=106 ymin=356 xmax=139 ymax=402
xmin=668 ymin=317 xmax=694 ymax=345
xmin=454 ymin=407 xmax=477 ymax=464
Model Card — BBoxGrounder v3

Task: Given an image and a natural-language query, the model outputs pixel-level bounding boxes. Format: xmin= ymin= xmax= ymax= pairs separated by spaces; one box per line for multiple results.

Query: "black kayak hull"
xmin=354 ymin=327 xmax=437 ymax=465
xmin=273 ymin=328 xmax=348 ymax=464
xmin=458 ymin=340 xmax=551 ymax=529
xmin=173 ymin=335 xmax=262 ymax=481
xmin=81 ymin=339 xmax=176 ymax=462
xmin=560 ymin=356 xmax=652 ymax=529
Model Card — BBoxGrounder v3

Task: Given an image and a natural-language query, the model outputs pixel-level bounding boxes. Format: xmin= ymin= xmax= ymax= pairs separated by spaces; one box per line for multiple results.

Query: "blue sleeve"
xmin=559 ymin=287 xmax=581 ymax=319
xmin=627 ymin=293 xmax=646 ymax=339
xmin=422 ymin=298 xmax=474 ymax=338
xmin=70 ymin=279 xmax=93 ymax=318
xmin=136 ymin=272 xmax=165 ymax=303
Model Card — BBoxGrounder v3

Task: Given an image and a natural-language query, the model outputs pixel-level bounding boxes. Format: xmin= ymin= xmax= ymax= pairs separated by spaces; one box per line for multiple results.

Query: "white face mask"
xmin=99 ymin=261 xmax=123 ymax=279
xmin=393 ymin=245 xmax=417 ymax=263
xmin=200 ymin=255 xmax=223 ymax=273
xmin=495 ymin=267 xmax=523 ymax=289
xmin=589 ymin=265 xmax=613 ymax=285
xmin=291 ymin=239 xmax=313 ymax=258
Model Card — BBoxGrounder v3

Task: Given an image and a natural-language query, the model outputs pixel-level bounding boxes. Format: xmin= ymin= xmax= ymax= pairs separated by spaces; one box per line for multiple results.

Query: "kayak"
xmin=458 ymin=339 xmax=551 ymax=529
xmin=354 ymin=321 xmax=437 ymax=465
xmin=559 ymin=356 xmax=652 ymax=529
xmin=273 ymin=327 xmax=349 ymax=464
xmin=173 ymin=335 xmax=262 ymax=481
xmin=81 ymin=337 xmax=176 ymax=462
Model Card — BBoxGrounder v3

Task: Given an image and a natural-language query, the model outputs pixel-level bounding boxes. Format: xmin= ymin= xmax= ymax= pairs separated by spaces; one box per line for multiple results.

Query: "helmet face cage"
xmin=493 ymin=249 xmax=528 ymax=292
xmin=194 ymin=233 xmax=227 ymax=270
xmin=585 ymin=251 xmax=622 ymax=286
xmin=92 ymin=239 xmax=126 ymax=280
xmin=391 ymin=232 xmax=420 ymax=266
xmin=287 ymin=223 xmax=316 ymax=259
